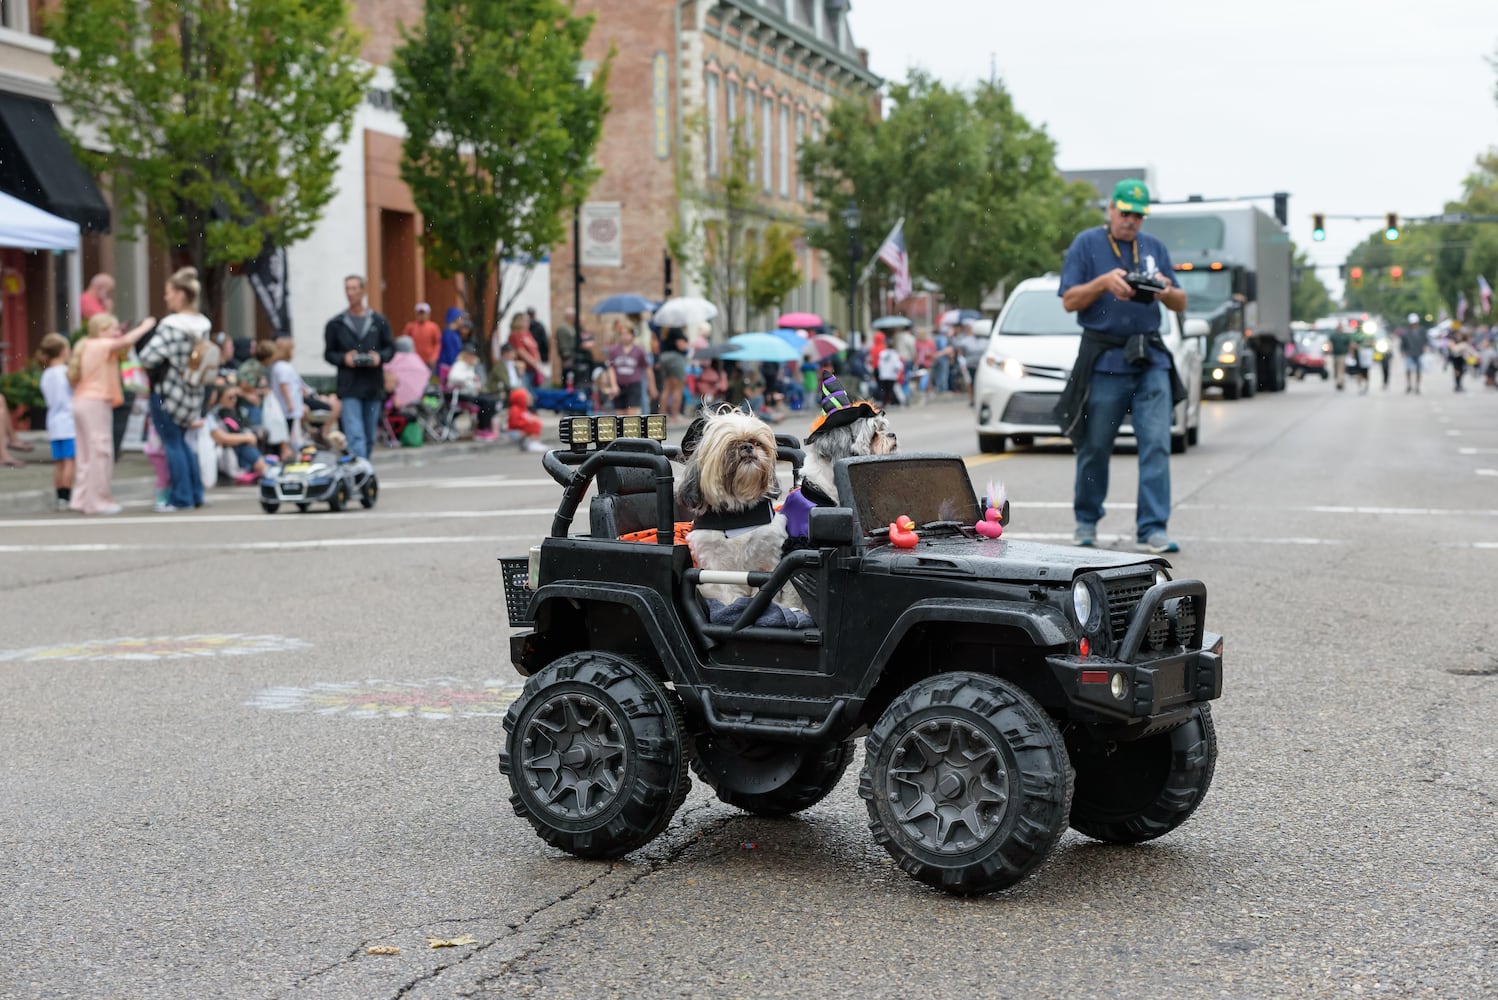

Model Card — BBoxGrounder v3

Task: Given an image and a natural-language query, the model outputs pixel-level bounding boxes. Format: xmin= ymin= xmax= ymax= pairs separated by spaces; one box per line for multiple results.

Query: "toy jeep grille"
xmin=1105 ymin=575 xmax=1152 ymax=640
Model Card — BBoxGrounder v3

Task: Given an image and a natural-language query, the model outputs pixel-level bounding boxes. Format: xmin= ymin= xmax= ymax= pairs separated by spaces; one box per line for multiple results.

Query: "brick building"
xmin=554 ymin=0 xmax=881 ymax=336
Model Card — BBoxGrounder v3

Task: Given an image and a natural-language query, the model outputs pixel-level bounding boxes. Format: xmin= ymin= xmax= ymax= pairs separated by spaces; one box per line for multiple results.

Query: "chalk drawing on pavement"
xmin=248 ymin=677 xmax=524 ymax=720
xmin=0 ymin=634 xmax=311 ymax=663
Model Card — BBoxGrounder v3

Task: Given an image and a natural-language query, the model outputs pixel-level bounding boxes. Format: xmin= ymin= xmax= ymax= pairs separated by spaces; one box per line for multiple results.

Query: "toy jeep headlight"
xmin=1072 ymin=577 xmax=1104 ymax=635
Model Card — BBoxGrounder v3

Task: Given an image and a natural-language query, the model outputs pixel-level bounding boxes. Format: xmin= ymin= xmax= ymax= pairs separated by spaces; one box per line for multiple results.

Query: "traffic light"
xmin=1350 ymin=266 xmax=1364 ymax=290
xmin=1312 ymin=213 xmax=1326 ymax=241
xmin=1389 ymin=265 xmax=1403 ymax=287
xmin=1385 ymin=212 xmax=1400 ymax=241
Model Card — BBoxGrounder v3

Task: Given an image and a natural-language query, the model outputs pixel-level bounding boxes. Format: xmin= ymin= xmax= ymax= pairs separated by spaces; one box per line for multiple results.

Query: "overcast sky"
xmin=849 ymin=0 xmax=1498 ymax=298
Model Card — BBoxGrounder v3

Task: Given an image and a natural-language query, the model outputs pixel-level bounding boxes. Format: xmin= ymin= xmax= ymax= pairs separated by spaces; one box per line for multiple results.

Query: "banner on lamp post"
xmin=580 ymin=202 xmax=623 ymax=268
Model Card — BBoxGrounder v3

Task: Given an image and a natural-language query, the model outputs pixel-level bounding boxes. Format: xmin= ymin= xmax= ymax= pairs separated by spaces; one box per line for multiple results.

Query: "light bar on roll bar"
xmin=556 ymin=413 xmax=669 ymax=452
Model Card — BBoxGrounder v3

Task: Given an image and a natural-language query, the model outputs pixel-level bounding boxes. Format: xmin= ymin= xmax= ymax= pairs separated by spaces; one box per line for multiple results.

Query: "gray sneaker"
xmin=1138 ymin=532 xmax=1179 ymax=554
xmin=1073 ymin=524 xmax=1096 ymax=547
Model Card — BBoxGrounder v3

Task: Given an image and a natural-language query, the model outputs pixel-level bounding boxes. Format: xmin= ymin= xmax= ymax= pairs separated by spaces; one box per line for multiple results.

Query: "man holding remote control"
xmin=1054 ymin=178 xmax=1189 ymax=555
xmin=324 ymin=274 xmax=395 ymax=459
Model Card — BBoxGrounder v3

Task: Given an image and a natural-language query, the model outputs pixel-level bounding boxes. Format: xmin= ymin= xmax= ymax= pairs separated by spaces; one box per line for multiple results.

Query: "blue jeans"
xmin=1074 ymin=366 xmax=1172 ymax=540
xmin=149 ymin=393 xmax=203 ymax=508
xmin=340 ymin=397 xmax=382 ymax=459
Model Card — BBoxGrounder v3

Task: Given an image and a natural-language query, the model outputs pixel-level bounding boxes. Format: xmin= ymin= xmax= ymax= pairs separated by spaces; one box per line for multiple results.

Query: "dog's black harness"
xmin=692 ymin=498 xmax=774 ymax=533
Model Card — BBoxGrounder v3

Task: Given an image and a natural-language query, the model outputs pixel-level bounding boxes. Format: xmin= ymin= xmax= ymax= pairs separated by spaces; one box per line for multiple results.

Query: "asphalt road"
xmin=1 ymin=380 xmax=1494 ymax=999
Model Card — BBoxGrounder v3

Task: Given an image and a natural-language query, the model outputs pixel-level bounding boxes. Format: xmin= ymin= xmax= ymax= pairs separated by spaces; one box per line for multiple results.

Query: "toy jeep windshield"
xmin=499 ymin=419 xmax=1224 ymax=895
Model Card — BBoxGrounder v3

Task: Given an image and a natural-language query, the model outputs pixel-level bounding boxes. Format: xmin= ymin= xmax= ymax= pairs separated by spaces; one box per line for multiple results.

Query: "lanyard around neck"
xmin=1105 ymin=228 xmax=1139 ymax=268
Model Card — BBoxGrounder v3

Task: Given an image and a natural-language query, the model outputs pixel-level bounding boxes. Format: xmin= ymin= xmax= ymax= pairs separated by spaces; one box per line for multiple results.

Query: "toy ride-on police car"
xmin=259 ymin=443 xmax=378 ymax=514
xmin=498 ymin=414 xmax=1224 ymax=896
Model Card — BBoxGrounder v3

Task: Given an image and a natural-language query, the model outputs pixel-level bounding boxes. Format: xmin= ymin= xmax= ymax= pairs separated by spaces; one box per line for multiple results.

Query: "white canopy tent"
xmin=0 ymin=189 xmax=80 ymax=251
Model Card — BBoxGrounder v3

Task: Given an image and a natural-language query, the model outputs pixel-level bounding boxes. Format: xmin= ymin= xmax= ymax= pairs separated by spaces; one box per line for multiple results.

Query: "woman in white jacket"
xmin=137 ymin=267 xmax=213 ymax=512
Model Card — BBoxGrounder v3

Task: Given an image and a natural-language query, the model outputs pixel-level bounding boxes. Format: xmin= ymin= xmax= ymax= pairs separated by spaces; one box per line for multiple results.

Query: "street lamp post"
xmin=841 ymin=201 xmax=861 ymax=338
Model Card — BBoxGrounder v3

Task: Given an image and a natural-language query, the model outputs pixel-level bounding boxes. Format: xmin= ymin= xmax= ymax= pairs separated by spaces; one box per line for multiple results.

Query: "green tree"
xmin=800 ymin=71 xmax=1086 ymax=311
xmin=1343 ymin=225 xmax=1444 ymax=323
xmin=392 ymin=0 xmax=611 ymax=356
xmin=746 ymin=224 xmax=802 ymax=317
xmin=48 ymin=0 xmax=369 ymax=320
xmin=1290 ymin=245 xmax=1333 ymax=322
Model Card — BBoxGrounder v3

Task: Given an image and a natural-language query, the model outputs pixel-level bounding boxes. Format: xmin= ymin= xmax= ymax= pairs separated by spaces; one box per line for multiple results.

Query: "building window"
xmin=726 ymin=80 xmax=739 ymax=165
xmin=762 ymin=93 xmax=774 ymax=193
xmin=778 ymin=103 xmax=790 ymax=198
xmin=795 ymin=0 xmax=815 ymax=28
xmin=1 ymin=0 xmax=30 ymax=31
xmin=745 ymin=91 xmax=757 ymax=185
xmin=705 ymin=72 xmax=719 ymax=177
xmin=795 ymin=111 xmax=807 ymax=202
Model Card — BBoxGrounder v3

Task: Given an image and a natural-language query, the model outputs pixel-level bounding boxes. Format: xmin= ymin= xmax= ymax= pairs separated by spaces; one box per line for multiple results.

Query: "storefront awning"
xmin=0 ymin=93 xmax=110 ymax=233
xmin=0 ymin=189 xmax=79 ymax=251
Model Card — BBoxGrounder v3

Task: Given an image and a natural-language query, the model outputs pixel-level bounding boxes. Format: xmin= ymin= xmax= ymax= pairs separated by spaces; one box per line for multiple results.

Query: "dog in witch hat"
xmin=679 ymin=405 xmax=789 ymax=604
xmin=799 ymin=368 xmax=897 ymax=503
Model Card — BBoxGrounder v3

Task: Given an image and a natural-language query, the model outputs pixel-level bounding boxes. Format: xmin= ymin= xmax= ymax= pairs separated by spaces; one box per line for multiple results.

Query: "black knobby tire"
xmin=328 ymin=482 xmax=347 ymax=512
xmin=260 ymin=501 xmax=279 ymax=514
xmin=859 ymin=672 xmax=1074 ymax=896
xmin=1067 ymin=703 xmax=1218 ymax=844
xmin=978 ymin=434 xmax=1008 ymax=454
xmin=499 ymin=651 xmax=690 ymax=859
xmin=360 ymin=475 xmax=379 ymax=509
xmin=1222 ymin=378 xmax=1241 ymax=401
xmin=690 ymin=734 xmax=855 ymax=818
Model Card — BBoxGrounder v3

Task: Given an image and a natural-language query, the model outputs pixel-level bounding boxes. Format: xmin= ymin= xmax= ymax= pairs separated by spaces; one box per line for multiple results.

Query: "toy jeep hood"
xmin=865 ymin=536 xmax=1159 ymax=585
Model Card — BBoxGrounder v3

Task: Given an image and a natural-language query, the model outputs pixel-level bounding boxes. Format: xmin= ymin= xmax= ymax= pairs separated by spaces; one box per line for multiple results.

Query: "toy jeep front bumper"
xmin=1047 ymin=631 xmax=1222 ymax=724
xmin=1046 ymin=577 xmax=1223 ymax=725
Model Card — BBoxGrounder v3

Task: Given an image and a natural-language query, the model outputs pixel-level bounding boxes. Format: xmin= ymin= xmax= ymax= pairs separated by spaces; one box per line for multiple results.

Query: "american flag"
xmin=1479 ymin=274 xmax=1493 ymax=314
xmin=876 ymin=222 xmax=912 ymax=303
xmin=1457 ymin=290 xmax=1468 ymax=322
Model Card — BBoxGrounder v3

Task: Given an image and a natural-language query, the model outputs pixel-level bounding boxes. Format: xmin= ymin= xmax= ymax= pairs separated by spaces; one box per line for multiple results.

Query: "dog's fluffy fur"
xmin=679 ymin=407 xmax=788 ymax=604
xmin=801 ymin=412 xmax=898 ymax=502
xmin=324 ymin=429 xmax=348 ymax=454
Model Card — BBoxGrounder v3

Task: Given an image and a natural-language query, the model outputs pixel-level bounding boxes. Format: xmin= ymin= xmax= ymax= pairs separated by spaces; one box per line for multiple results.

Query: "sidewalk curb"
xmin=0 ymin=440 xmax=494 ymax=515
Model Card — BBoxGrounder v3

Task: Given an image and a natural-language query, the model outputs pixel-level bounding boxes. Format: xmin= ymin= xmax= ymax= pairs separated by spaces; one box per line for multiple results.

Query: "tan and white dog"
xmin=678 ymin=406 xmax=788 ymax=604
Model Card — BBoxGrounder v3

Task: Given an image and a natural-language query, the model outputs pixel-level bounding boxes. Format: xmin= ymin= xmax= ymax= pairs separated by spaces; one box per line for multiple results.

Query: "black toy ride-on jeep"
xmin=498 ymin=415 xmax=1224 ymax=896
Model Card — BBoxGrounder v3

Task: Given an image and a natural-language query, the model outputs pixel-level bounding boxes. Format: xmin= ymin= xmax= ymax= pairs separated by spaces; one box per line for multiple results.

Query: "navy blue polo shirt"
xmin=1059 ymin=226 xmax=1175 ymax=371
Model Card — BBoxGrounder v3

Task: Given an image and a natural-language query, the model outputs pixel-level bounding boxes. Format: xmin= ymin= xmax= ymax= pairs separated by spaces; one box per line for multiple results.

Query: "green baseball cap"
xmin=1111 ymin=178 xmax=1151 ymax=214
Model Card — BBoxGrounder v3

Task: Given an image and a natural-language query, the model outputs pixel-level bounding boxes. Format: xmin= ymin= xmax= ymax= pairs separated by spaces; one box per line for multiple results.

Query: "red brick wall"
xmin=551 ymin=0 xmax=679 ymax=333
xmin=350 ymin=0 xmax=424 ymax=67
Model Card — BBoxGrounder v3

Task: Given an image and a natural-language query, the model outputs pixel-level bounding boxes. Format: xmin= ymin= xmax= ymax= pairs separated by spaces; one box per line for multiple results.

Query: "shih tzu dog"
xmin=798 ymin=369 xmax=897 ymax=504
xmin=678 ymin=406 xmax=788 ymax=604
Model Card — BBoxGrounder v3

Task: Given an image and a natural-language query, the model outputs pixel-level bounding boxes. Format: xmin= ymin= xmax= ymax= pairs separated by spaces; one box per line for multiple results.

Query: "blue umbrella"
xmin=722 ymin=332 xmax=802 ymax=363
xmin=770 ymin=328 xmax=806 ymax=350
xmin=593 ymin=293 xmax=657 ymax=315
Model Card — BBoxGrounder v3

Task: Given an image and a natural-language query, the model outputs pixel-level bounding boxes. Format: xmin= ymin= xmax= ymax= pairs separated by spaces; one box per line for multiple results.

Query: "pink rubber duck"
xmin=975 ymin=478 xmax=1006 ymax=539
xmin=975 ymin=506 xmax=1003 ymax=538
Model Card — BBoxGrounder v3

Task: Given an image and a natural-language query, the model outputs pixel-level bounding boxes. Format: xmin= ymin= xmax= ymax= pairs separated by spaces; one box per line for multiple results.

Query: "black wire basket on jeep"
xmin=498 ymin=415 xmax=1224 ymax=896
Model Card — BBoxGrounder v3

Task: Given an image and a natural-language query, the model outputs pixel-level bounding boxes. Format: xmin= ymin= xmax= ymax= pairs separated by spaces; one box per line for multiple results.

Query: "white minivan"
xmin=974 ymin=275 xmax=1205 ymax=454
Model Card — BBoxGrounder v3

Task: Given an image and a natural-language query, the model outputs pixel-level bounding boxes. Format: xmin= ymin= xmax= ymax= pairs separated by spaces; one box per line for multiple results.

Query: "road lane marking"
xmin=0 ymin=634 xmax=310 ymax=663
xmin=0 ymin=533 xmax=538 ymax=554
xmin=0 ymin=508 xmax=556 ymax=529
